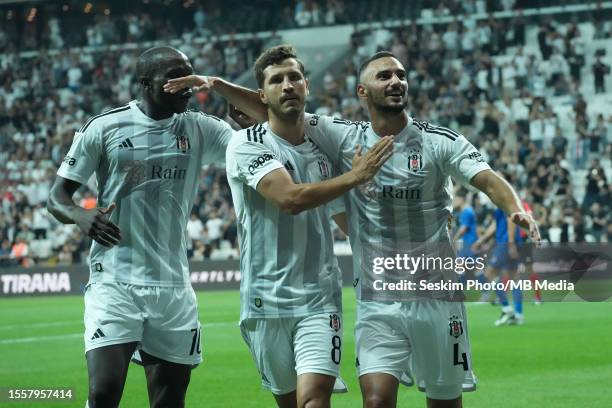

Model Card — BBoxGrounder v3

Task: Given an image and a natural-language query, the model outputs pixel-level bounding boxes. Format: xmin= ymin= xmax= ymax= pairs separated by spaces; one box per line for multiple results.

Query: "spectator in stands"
xmin=566 ymin=45 xmax=584 ymax=85
xmin=592 ymin=55 xmax=610 ymax=94
xmin=205 ymin=210 xmax=224 ymax=250
xmin=32 ymin=203 xmax=50 ymax=239
xmin=187 ymin=212 xmax=205 ymax=244
xmin=583 ymin=159 xmax=608 ymax=210
xmin=551 ymin=126 xmax=568 ymax=157
xmin=588 ymin=203 xmax=607 ymax=242
xmin=10 ymin=236 xmax=30 ymax=267
xmin=295 ymin=0 xmax=321 ymax=27
xmin=589 ymin=114 xmax=606 ymax=154
xmin=58 ymin=243 xmax=74 ymax=265
xmin=193 ymin=5 xmax=207 ymax=34
xmin=537 ymin=22 xmax=552 ymax=61
xmin=192 ymin=240 xmax=208 ymax=261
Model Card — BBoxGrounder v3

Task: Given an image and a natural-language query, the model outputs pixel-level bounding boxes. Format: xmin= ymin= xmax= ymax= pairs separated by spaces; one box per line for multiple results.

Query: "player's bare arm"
xmin=471 ymin=170 xmax=541 ymax=244
xmin=507 ymin=215 xmax=519 ymax=259
xmin=164 ymin=75 xmax=267 ymax=122
xmin=229 ymin=104 xmax=258 ymax=129
xmin=257 ymin=136 xmax=393 ymax=214
xmin=47 ymin=176 xmax=121 ymax=248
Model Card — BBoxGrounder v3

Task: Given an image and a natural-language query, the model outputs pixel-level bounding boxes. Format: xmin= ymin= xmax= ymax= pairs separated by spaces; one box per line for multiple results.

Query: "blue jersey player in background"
xmin=453 ymin=192 xmax=488 ymax=297
xmin=474 ymin=205 xmax=524 ymax=325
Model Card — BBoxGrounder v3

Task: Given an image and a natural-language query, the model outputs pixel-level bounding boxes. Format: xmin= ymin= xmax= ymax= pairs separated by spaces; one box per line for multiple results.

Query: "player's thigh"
xmin=359 ymin=373 xmax=400 ymax=408
xmin=293 ymin=313 xmax=343 ymax=379
xmin=356 ymin=301 xmax=410 ymax=380
xmin=86 ymin=342 xmax=137 ymax=396
xmin=84 ymin=282 xmax=144 ymax=353
xmin=296 ymin=373 xmax=335 ymax=407
xmin=407 ymin=301 xmax=474 ymax=400
xmin=141 ymin=285 xmax=202 ymax=366
xmin=240 ymin=318 xmax=297 ymax=395
xmin=140 ymin=350 xmax=192 ymax=402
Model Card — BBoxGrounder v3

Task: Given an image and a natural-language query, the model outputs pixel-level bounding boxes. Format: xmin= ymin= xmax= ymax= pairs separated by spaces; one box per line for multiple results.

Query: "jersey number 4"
xmin=453 ymin=343 xmax=469 ymax=371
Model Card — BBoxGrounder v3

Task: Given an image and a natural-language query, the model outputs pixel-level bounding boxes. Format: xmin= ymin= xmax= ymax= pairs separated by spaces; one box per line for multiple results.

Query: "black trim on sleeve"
xmin=80 ymin=105 xmax=130 ymax=133
xmin=413 ymin=120 xmax=458 ymax=141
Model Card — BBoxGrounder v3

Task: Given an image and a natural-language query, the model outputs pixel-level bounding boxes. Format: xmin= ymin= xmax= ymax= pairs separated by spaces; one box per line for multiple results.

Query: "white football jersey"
xmin=225 ymin=121 xmax=343 ymax=322
xmin=58 ymin=101 xmax=232 ymax=286
xmin=307 ymin=114 xmax=491 ymax=298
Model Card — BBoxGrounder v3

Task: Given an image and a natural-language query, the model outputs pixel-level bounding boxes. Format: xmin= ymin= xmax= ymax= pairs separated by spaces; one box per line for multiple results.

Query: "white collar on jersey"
xmin=366 ymin=115 xmax=414 ymax=143
xmin=263 ymin=121 xmax=309 ymax=148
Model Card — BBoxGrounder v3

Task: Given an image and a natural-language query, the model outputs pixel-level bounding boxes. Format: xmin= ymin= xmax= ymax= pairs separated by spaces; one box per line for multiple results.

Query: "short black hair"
xmin=136 ymin=46 xmax=186 ymax=81
xmin=358 ymin=51 xmax=398 ymax=81
xmin=253 ymin=44 xmax=305 ymax=87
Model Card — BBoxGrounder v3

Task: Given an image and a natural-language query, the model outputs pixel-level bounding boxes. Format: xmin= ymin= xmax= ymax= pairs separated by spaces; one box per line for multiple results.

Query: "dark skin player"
xmin=47 ymin=47 xmax=196 ymax=408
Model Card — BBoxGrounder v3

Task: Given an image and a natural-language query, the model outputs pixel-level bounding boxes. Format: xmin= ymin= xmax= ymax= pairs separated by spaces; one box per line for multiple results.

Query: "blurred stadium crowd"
xmin=0 ymin=0 xmax=610 ymax=267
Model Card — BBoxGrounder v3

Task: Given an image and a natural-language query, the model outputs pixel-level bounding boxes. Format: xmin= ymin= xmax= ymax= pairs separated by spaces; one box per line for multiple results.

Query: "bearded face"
xmin=260 ymin=59 xmax=308 ymax=119
xmin=359 ymin=57 xmax=408 ymax=114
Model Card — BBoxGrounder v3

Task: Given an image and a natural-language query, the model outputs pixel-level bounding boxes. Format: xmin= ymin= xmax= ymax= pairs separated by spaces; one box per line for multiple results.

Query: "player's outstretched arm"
xmin=470 ymin=170 xmax=541 ymax=244
xmin=257 ymin=136 xmax=393 ymax=215
xmin=164 ymin=75 xmax=267 ymax=123
xmin=47 ymin=177 xmax=121 ymax=248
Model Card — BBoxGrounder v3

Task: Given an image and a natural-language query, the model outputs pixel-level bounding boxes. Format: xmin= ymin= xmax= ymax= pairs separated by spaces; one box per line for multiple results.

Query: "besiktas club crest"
xmin=448 ymin=314 xmax=464 ymax=338
xmin=329 ymin=314 xmax=341 ymax=332
xmin=176 ymin=135 xmax=191 ymax=153
xmin=408 ymin=149 xmax=422 ymax=172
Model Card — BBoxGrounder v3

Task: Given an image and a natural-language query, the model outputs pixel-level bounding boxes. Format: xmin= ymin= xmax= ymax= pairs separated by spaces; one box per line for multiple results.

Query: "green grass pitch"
xmin=1 ymin=288 xmax=611 ymax=407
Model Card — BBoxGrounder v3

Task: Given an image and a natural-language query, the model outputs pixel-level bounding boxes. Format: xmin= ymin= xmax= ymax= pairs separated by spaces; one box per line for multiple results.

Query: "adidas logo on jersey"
xmin=247 ymin=124 xmax=266 ymax=143
xmin=118 ymin=138 xmax=134 ymax=149
xmin=90 ymin=328 xmax=106 ymax=340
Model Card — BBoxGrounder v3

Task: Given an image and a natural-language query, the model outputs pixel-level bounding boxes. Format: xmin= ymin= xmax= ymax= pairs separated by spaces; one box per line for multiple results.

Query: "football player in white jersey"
xmin=165 ymin=50 xmax=540 ymax=408
xmin=230 ymin=46 xmax=394 ymax=408
xmin=47 ymin=47 xmax=232 ymax=408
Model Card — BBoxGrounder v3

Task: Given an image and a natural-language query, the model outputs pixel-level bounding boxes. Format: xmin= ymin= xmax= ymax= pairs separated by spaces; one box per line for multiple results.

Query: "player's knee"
xmin=297 ymin=385 xmax=332 ymax=408
xmin=88 ymin=376 xmax=123 ymax=407
xmin=364 ymin=392 xmax=395 ymax=408
xmin=299 ymin=395 xmax=329 ymax=408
